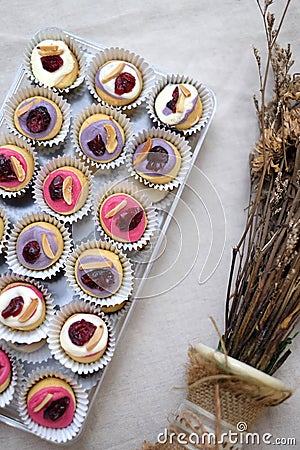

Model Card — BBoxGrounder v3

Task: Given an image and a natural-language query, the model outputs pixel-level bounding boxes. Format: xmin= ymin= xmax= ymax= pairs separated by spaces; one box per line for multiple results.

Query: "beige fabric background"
xmin=0 ymin=1 xmax=299 ymax=449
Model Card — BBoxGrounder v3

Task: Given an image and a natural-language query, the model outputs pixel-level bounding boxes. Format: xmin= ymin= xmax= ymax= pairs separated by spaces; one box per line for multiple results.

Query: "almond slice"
xmin=16 ymin=98 xmax=40 ymax=117
xmin=179 ymin=84 xmax=191 ymax=97
xmin=42 ymin=233 xmax=56 ymax=260
xmin=38 ymin=49 xmax=64 ymax=57
xmin=37 ymin=45 xmax=59 ymax=52
xmin=104 ymin=124 xmax=118 ymax=154
xmin=10 ymin=156 xmax=25 ymax=182
xmin=176 ymin=93 xmax=186 ymax=113
xmin=33 ymin=393 xmax=53 ymax=413
xmin=63 ymin=176 xmax=73 ymax=206
xmin=101 ymin=62 xmax=125 ymax=84
xmin=105 ymin=199 xmax=127 ymax=218
xmin=133 ymin=138 xmax=152 ymax=167
xmin=79 ymin=261 xmax=113 ymax=271
xmin=86 ymin=325 xmax=104 ymax=352
xmin=18 ymin=297 xmax=39 ymax=323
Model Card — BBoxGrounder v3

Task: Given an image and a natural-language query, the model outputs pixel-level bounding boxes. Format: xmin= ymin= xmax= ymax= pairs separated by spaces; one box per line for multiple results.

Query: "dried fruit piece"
xmin=146 ymin=146 xmax=169 ymax=172
xmin=16 ymin=98 xmax=40 ymax=117
xmin=49 ymin=174 xmax=64 ymax=200
xmin=43 ymin=396 xmax=70 ymax=421
xmin=79 ymin=261 xmax=113 ymax=271
xmin=166 ymin=86 xmax=179 ymax=113
xmin=176 ymin=93 xmax=186 ymax=113
xmin=0 ymin=155 xmax=18 ymax=182
xmin=102 ymin=62 xmax=125 ymax=84
xmin=42 ymin=233 xmax=56 ymax=260
xmin=87 ymin=134 xmax=106 ymax=157
xmin=18 ymin=297 xmax=39 ymax=323
xmin=41 ymin=55 xmax=64 ymax=72
xmin=33 ymin=393 xmax=53 ymax=413
xmin=10 ymin=156 xmax=25 ymax=182
xmin=86 ymin=325 xmax=104 ymax=352
xmin=105 ymin=199 xmax=127 ymax=218
xmin=23 ymin=241 xmax=41 ymax=263
xmin=115 ymin=72 xmax=136 ymax=95
xmin=26 ymin=106 xmax=51 ymax=134
xmin=1 ymin=296 xmax=24 ymax=319
xmin=179 ymin=84 xmax=191 ymax=97
xmin=38 ymin=45 xmax=59 ymax=52
xmin=116 ymin=207 xmax=144 ymax=231
xmin=133 ymin=138 xmax=152 ymax=166
xmin=62 ymin=175 xmax=72 ymax=205
xmin=104 ymin=124 xmax=117 ymax=154
xmin=68 ymin=319 xmax=96 ymax=346
xmin=81 ymin=268 xmax=115 ymax=291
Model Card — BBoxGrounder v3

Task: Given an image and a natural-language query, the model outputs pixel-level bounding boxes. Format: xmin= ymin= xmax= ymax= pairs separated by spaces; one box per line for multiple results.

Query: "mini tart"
xmin=0 ymin=348 xmax=11 ymax=394
xmin=13 ymin=96 xmax=63 ymax=141
xmin=99 ymin=193 xmax=148 ymax=243
xmin=60 ymin=313 xmax=108 ymax=364
xmin=78 ymin=113 xmax=125 ymax=163
xmin=154 ymin=83 xmax=203 ymax=130
xmin=0 ymin=144 xmax=35 ymax=192
xmin=16 ymin=221 xmax=64 ymax=270
xmin=133 ymin=137 xmax=182 ymax=184
xmin=31 ymin=39 xmax=79 ymax=89
xmin=43 ymin=166 xmax=89 ymax=215
xmin=0 ymin=282 xmax=46 ymax=332
xmin=27 ymin=377 xmax=76 ymax=429
xmin=74 ymin=248 xmax=123 ymax=298
xmin=95 ymin=60 xmax=143 ymax=107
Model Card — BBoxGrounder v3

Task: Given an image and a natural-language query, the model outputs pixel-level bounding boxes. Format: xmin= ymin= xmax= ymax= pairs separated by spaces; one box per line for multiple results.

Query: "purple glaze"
xmin=76 ymin=254 xmax=121 ymax=298
xmin=133 ymin=138 xmax=179 ymax=178
xmin=80 ymin=119 xmax=124 ymax=162
xmin=16 ymin=225 xmax=60 ymax=269
xmin=16 ymin=99 xmax=58 ymax=139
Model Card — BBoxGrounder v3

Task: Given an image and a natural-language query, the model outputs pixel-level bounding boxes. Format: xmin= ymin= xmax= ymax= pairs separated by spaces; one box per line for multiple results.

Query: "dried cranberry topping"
xmin=146 ymin=146 xmax=169 ymax=172
xmin=41 ymin=55 xmax=64 ymax=73
xmin=166 ymin=86 xmax=179 ymax=113
xmin=43 ymin=396 xmax=70 ymax=421
xmin=26 ymin=106 xmax=51 ymax=134
xmin=116 ymin=207 xmax=144 ymax=231
xmin=81 ymin=268 xmax=115 ymax=291
xmin=22 ymin=240 xmax=41 ymax=264
xmin=87 ymin=134 xmax=106 ymax=157
xmin=68 ymin=319 xmax=97 ymax=346
xmin=0 ymin=155 xmax=18 ymax=182
xmin=1 ymin=296 xmax=24 ymax=319
xmin=115 ymin=72 xmax=136 ymax=95
xmin=49 ymin=174 xmax=64 ymax=201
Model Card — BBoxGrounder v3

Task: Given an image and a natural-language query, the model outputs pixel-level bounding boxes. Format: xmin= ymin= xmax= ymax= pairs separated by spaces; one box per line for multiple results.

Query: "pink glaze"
xmin=0 ymin=148 xmax=27 ymax=189
xmin=100 ymin=194 xmax=147 ymax=243
xmin=0 ymin=349 xmax=11 ymax=387
xmin=27 ymin=385 xmax=75 ymax=428
xmin=43 ymin=169 xmax=84 ymax=213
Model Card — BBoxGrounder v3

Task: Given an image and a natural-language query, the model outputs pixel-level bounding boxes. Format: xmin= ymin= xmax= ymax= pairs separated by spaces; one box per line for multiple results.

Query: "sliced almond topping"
xmin=10 ymin=156 xmax=25 ymax=182
xmin=38 ymin=48 xmax=64 ymax=57
xmin=104 ymin=124 xmax=118 ymax=154
xmin=18 ymin=297 xmax=39 ymax=323
xmin=33 ymin=393 xmax=53 ymax=413
xmin=62 ymin=176 xmax=73 ymax=206
xmin=86 ymin=325 xmax=104 ymax=352
xmin=37 ymin=45 xmax=59 ymax=52
xmin=105 ymin=199 xmax=127 ymax=218
xmin=42 ymin=233 xmax=56 ymax=260
xmin=79 ymin=261 xmax=113 ymax=271
xmin=179 ymin=84 xmax=191 ymax=97
xmin=16 ymin=98 xmax=40 ymax=117
xmin=133 ymin=138 xmax=152 ymax=167
xmin=176 ymin=93 xmax=186 ymax=113
xmin=101 ymin=62 xmax=125 ymax=84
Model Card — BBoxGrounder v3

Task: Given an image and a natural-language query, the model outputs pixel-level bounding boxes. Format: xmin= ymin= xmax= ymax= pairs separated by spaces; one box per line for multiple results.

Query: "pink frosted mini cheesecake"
xmin=0 ymin=348 xmax=11 ymax=393
xmin=0 ymin=144 xmax=34 ymax=193
xmin=99 ymin=193 xmax=147 ymax=243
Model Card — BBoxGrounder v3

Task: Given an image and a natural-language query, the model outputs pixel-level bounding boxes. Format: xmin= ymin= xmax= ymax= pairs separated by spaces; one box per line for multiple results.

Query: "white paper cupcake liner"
xmin=86 ymin=47 xmax=156 ymax=110
xmin=146 ymin=73 xmax=214 ymax=136
xmin=17 ymin=365 xmax=89 ymax=443
xmin=47 ymin=300 xmax=115 ymax=374
xmin=5 ymin=212 xmax=72 ymax=280
xmin=4 ymin=86 xmax=71 ymax=148
xmin=6 ymin=339 xmax=51 ymax=364
xmin=0 ymin=273 xmax=55 ymax=344
xmin=94 ymin=180 xmax=158 ymax=251
xmin=0 ymin=340 xmax=23 ymax=408
xmin=72 ymin=103 xmax=133 ymax=170
xmin=33 ymin=155 xmax=93 ymax=224
xmin=23 ymin=27 xmax=86 ymax=94
xmin=64 ymin=239 xmax=134 ymax=308
xmin=126 ymin=127 xmax=192 ymax=190
xmin=0 ymin=206 xmax=10 ymax=254
xmin=0 ymin=133 xmax=38 ymax=198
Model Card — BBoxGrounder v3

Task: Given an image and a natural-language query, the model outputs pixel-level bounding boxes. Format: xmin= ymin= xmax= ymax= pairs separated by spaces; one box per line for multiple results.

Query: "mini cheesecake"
xmin=0 ymin=145 xmax=34 ymax=192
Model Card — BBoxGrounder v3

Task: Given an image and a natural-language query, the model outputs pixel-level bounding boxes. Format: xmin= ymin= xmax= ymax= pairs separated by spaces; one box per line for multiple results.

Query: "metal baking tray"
xmin=0 ymin=27 xmax=216 ymax=444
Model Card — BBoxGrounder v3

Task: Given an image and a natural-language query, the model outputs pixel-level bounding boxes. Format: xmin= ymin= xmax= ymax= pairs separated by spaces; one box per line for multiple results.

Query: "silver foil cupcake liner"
xmin=146 ymin=73 xmax=214 ymax=136
xmin=94 ymin=180 xmax=158 ymax=251
xmin=0 ymin=340 xmax=23 ymax=408
xmin=4 ymin=86 xmax=71 ymax=147
xmin=6 ymin=339 xmax=51 ymax=364
xmin=47 ymin=300 xmax=115 ymax=374
xmin=33 ymin=155 xmax=93 ymax=224
xmin=5 ymin=212 xmax=72 ymax=280
xmin=64 ymin=239 xmax=134 ymax=307
xmin=23 ymin=27 xmax=86 ymax=94
xmin=72 ymin=103 xmax=133 ymax=170
xmin=0 ymin=273 xmax=55 ymax=344
xmin=17 ymin=365 xmax=89 ymax=443
xmin=0 ymin=133 xmax=38 ymax=198
xmin=126 ymin=126 xmax=192 ymax=190
xmin=86 ymin=47 xmax=156 ymax=110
